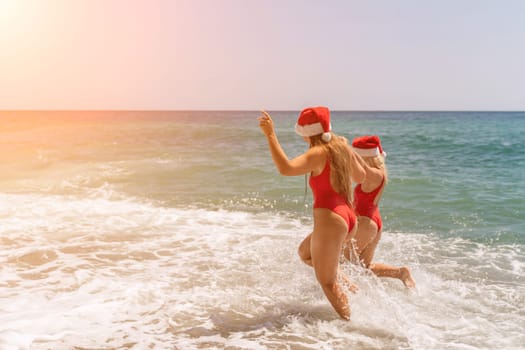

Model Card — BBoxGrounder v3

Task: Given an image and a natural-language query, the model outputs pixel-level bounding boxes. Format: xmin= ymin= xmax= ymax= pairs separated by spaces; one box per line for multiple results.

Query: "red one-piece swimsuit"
xmin=353 ymin=176 xmax=385 ymax=231
xmin=309 ymin=160 xmax=356 ymax=232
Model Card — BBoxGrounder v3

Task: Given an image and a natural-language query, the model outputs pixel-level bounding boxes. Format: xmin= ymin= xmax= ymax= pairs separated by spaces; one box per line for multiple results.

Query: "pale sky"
xmin=0 ymin=0 xmax=524 ymax=110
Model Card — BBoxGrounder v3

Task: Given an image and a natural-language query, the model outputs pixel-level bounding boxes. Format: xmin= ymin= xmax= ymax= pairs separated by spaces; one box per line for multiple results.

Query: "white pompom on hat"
xmin=352 ymin=135 xmax=387 ymax=158
xmin=294 ymin=106 xmax=332 ymax=142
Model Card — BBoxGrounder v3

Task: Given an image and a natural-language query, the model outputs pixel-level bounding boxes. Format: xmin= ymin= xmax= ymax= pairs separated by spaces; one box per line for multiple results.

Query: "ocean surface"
xmin=0 ymin=110 xmax=523 ymax=350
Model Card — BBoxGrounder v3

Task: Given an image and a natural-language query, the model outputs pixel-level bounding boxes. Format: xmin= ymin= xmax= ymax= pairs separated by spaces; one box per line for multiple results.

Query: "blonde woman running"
xmin=258 ymin=107 xmax=365 ymax=320
xmin=346 ymin=135 xmax=415 ymax=288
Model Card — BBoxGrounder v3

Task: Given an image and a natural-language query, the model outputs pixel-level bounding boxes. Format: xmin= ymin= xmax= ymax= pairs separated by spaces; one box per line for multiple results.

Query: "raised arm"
xmin=347 ymin=144 xmax=367 ymax=184
xmin=258 ymin=111 xmax=322 ymax=176
xmin=347 ymin=143 xmax=384 ymax=186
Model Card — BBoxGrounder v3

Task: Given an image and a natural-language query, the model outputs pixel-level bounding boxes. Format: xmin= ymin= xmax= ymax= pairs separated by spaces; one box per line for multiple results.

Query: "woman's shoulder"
xmin=306 ymin=146 xmax=328 ymax=169
xmin=307 ymin=145 xmax=327 ymax=156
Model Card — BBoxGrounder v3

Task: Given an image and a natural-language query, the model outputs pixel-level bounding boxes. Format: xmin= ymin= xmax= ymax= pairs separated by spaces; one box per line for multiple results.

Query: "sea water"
xmin=0 ymin=111 xmax=523 ymax=349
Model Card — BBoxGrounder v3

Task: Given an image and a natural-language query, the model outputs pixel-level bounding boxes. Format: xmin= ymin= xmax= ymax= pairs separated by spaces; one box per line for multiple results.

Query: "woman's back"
xmin=354 ymin=171 xmax=385 ymax=216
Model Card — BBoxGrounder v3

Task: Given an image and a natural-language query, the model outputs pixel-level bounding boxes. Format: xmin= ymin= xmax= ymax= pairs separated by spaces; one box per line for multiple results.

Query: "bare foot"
xmin=400 ymin=267 xmax=416 ymax=288
xmin=340 ymin=305 xmax=351 ymax=321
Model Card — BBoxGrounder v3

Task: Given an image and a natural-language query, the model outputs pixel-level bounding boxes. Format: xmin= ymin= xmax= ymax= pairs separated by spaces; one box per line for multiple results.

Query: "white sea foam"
xmin=0 ymin=192 xmax=524 ymax=349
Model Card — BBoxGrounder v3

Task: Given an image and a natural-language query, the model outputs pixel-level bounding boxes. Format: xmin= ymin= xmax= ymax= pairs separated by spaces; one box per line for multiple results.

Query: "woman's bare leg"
xmin=298 ymin=233 xmax=313 ymax=266
xmin=344 ymin=216 xmax=377 ymax=264
xmin=299 ymin=231 xmax=358 ymax=293
xmin=354 ymin=216 xmax=380 ymax=266
xmin=353 ymin=218 xmax=416 ymax=288
xmin=369 ymin=263 xmax=416 ymax=288
xmin=358 ymin=224 xmax=380 ymax=267
xmin=311 ymin=209 xmax=352 ymax=320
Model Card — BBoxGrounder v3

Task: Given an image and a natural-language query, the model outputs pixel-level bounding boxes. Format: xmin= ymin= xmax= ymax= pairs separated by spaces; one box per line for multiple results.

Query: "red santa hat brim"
xmin=353 ymin=147 xmax=382 ymax=157
xmin=295 ymin=122 xmax=332 ymax=137
xmin=352 ymin=135 xmax=386 ymax=157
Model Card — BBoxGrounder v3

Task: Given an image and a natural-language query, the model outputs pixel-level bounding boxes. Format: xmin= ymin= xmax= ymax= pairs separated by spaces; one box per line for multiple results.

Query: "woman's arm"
xmin=347 ymin=144 xmax=367 ymax=184
xmin=347 ymin=143 xmax=383 ymax=187
xmin=258 ymin=111 xmax=322 ymax=176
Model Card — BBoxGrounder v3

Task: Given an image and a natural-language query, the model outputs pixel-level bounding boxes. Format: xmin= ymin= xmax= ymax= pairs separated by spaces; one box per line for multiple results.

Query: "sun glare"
xmin=0 ymin=0 xmax=18 ymax=19
xmin=0 ymin=0 xmax=23 ymax=34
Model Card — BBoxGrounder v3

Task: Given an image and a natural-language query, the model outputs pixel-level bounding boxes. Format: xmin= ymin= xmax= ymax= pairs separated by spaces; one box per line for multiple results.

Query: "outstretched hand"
xmin=258 ymin=110 xmax=275 ymax=137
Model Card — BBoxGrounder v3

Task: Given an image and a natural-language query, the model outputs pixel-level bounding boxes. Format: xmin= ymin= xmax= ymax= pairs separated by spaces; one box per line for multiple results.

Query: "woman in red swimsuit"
xmin=258 ymin=107 xmax=365 ymax=320
xmin=347 ymin=135 xmax=415 ymax=288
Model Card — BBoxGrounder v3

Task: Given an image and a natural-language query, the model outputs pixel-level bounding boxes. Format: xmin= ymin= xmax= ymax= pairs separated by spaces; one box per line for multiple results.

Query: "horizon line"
xmin=1 ymin=109 xmax=525 ymax=113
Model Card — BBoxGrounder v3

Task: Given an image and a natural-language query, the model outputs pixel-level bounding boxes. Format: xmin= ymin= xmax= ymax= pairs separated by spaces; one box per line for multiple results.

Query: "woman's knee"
xmin=298 ymin=242 xmax=312 ymax=265
xmin=298 ymin=235 xmax=311 ymax=258
xmin=297 ymin=244 xmax=309 ymax=262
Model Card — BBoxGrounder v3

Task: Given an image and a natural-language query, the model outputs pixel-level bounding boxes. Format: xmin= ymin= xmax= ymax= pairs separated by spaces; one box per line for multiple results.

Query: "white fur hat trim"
xmin=295 ymin=122 xmax=332 ymax=137
xmin=353 ymin=147 xmax=380 ymax=157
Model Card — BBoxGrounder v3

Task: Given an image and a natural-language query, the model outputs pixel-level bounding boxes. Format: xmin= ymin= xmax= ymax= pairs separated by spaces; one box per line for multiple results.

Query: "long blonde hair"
xmin=309 ymin=133 xmax=353 ymax=203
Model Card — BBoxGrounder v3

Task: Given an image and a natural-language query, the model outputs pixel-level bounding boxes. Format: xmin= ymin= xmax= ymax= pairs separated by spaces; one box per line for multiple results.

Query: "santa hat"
xmin=352 ymin=135 xmax=386 ymax=157
xmin=294 ymin=106 xmax=332 ymax=142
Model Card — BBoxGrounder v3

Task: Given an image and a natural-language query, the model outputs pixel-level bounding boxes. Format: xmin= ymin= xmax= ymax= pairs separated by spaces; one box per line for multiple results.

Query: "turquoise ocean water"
xmin=0 ymin=111 xmax=523 ymax=349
